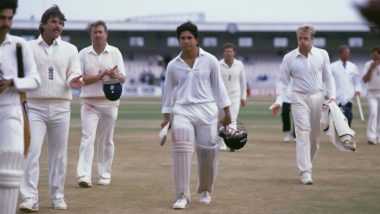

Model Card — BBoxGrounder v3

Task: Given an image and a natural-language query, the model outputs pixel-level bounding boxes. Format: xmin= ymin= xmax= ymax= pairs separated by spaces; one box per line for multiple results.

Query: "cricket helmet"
xmin=218 ymin=121 xmax=248 ymax=151
xmin=102 ymin=77 xmax=122 ymax=101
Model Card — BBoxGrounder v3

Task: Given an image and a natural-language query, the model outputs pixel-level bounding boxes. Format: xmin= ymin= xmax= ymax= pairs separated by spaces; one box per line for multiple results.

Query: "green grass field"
xmin=18 ymin=97 xmax=380 ymax=214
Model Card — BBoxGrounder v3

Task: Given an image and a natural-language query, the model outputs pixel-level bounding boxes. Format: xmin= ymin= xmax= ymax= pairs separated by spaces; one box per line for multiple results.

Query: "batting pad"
xmin=196 ymin=143 xmax=219 ymax=194
xmin=0 ymin=152 xmax=24 ymax=214
xmin=172 ymin=128 xmax=194 ymax=202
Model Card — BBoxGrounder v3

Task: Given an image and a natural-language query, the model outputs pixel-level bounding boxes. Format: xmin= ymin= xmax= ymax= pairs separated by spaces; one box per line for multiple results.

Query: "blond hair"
xmin=296 ymin=25 xmax=315 ymax=38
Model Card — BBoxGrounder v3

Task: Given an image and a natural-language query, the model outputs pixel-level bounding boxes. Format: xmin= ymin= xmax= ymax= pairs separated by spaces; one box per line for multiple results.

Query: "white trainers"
xmin=97 ymin=178 xmax=111 ymax=185
xmin=52 ymin=198 xmax=67 ymax=210
xmin=219 ymin=141 xmax=228 ymax=151
xmin=78 ymin=177 xmax=92 ymax=188
xmin=19 ymin=198 xmax=39 ymax=212
xmin=199 ymin=191 xmax=211 ymax=204
xmin=300 ymin=172 xmax=313 ymax=185
xmin=343 ymin=139 xmax=357 ymax=152
xmin=172 ymin=194 xmax=188 ymax=209
xmin=283 ymin=131 xmax=291 ymax=143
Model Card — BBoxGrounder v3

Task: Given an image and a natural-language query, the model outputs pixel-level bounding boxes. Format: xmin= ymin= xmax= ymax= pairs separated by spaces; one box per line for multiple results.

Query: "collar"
xmin=174 ymin=47 xmax=205 ymax=61
xmin=296 ymin=46 xmax=315 ymax=57
xmin=89 ymin=43 xmax=110 ymax=55
xmin=1 ymin=34 xmax=12 ymax=46
xmin=37 ymin=35 xmax=60 ymax=47
xmin=221 ymin=58 xmax=236 ymax=67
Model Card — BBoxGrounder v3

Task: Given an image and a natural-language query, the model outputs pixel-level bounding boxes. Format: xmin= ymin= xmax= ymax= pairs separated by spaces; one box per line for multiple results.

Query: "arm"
xmin=271 ymin=60 xmax=291 ymax=116
xmin=363 ymin=60 xmax=380 ymax=83
xmin=322 ymin=51 xmax=336 ymax=101
xmin=239 ymin=62 xmax=247 ymax=107
xmin=107 ymin=49 xmax=127 ymax=83
xmin=67 ymin=46 xmax=84 ymax=89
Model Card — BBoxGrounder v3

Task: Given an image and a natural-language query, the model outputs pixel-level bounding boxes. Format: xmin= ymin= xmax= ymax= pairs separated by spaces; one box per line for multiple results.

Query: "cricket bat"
xmin=16 ymin=43 xmax=31 ymax=157
xmin=356 ymin=95 xmax=365 ymax=122
xmin=159 ymin=122 xmax=170 ymax=146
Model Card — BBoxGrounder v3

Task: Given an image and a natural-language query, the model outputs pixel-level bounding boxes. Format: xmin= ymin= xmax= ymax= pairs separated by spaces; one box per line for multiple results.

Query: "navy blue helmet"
xmin=103 ymin=78 xmax=122 ymax=101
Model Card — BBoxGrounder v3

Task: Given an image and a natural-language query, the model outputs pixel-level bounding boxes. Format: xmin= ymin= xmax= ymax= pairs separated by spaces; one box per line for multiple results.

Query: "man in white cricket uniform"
xmin=270 ymin=25 xmax=336 ymax=185
xmin=19 ymin=5 xmax=83 ymax=212
xmin=161 ymin=21 xmax=231 ymax=209
xmin=331 ymin=45 xmax=361 ymax=127
xmin=218 ymin=42 xmax=247 ymax=150
xmin=76 ymin=20 xmax=126 ymax=187
xmin=0 ymin=1 xmax=41 ymax=213
xmin=362 ymin=47 xmax=380 ymax=145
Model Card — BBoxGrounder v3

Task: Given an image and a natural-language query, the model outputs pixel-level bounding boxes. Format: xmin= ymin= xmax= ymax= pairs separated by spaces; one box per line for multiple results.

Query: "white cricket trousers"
xmin=291 ymin=91 xmax=324 ymax=173
xmin=0 ymin=105 xmax=25 ymax=214
xmin=366 ymin=91 xmax=380 ymax=142
xmin=171 ymin=103 xmax=219 ymax=202
xmin=77 ymin=103 xmax=118 ymax=181
xmin=20 ymin=100 xmax=70 ymax=202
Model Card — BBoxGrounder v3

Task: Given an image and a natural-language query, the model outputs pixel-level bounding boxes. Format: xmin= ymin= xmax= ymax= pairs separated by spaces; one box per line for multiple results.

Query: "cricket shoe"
xmin=199 ymin=191 xmax=211 ymax=204
xmin=19 ymin=198 xmax=39 ymax=212
xmin=300 ymin=171 xmax=313 ymax=185
xmin=172 ymin=194 xmax=188 ymax=209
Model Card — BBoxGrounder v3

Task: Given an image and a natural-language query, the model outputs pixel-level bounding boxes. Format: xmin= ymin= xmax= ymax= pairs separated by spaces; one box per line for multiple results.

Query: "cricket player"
xmin=270 ymin=25 xmax=336 ymax=185
xmin=161 ymin=21 xmax=231 ymax=209
xmin=362 ymin=46 xmax=380 ymax=145
xmin=217 ymin=42 xmax=247 ymax=150
xmin=19 ymin=5 xmax=83 ymax=211
xmin=76 ymin=20 xmax=126 ymax=187
xmin=0 ymin=1 xmax=40 ymax=213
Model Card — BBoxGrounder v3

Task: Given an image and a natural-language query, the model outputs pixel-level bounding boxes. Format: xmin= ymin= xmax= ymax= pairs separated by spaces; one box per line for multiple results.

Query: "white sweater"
xmin=27 ymin=36 xmax=81 ymax=101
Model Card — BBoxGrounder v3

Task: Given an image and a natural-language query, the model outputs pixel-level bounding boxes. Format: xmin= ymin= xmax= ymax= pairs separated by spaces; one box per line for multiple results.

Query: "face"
xmin=178 ymin=31 xmax=198 ymax=52
xmin=340 ymin=48 xmax=350 ymax=61
xmin=372 ymin=51 xmax=380 ymax=61
xmin=42 ymin=16 xmax=64 ymax=40
xmin=297 ymin=31 xmax=313 ymax=52
xmin=0 ymin=9 xmax=14 ymax=38
xmin=91 ymin=25 xmax=108 ymax=46
xmin=223 ymin=47 xmax=235 ymax=62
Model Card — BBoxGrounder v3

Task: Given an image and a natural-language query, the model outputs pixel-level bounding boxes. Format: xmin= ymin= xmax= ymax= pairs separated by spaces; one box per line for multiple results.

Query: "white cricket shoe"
xmin=343 ymin=139 xmax=357 ymax=152
xmin=52 ymin=198 xmax=67 ymax=210
xmin=219 ymin=141 xmax=228 ymax=151
xmin=78 ymin=177 xmax=92 ymax=188
xmin=172 ymin=194 xmax=188 ymax=209
xmin=300 ymin=171 xmax=313 ymax=185
xmin=199 ymin=191 xmax=211 ymax=204
xmin=19 ymin=198 xmax=39 ymax=212
xmin=97 ymin=178 xmax=111 ymax=185
xmin=283 ymin=131 xmax=291 ymax=143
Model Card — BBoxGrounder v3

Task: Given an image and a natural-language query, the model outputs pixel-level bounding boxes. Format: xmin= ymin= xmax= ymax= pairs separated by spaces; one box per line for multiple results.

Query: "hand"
xmin=0 ymin=78 xmax=13 ymax=93
xmin=269 ymin=103 xmax=281 ymax=117
xmin=70 ymin=75 xmax=84 ymax=89
xmin=355 ymin=91 xmax=361 ymax=97
xmin=241 ymin=99 xmax=247 ymax=107
xmin=161 ymin=114 xmax=170 ymax=128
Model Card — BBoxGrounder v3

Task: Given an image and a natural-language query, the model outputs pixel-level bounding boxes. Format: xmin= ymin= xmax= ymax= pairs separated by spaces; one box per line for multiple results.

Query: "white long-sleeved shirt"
xmin=0 ymin=34 xmax=40 ymax=106
xmin=162 ymin=48 xmax=231 ymax=114
xmin=79 ymin=44 xmax=126 ymax=103
xmin=276 ymin=47 xmax=336 ymax=104
xmin=27 ymin=36 xmax=81 ymax=101
xmin=363 ymin=60 xmax=380 ymax=91
xmin=331 ymin=60 xmax=361 ymax=105
xmin=219 ymin=58 xmax=247 ymax=100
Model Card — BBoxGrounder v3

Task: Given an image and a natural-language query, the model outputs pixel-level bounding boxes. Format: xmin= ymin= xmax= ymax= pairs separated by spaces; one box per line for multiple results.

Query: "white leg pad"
xmin=196 ymin=144 xmax=219 ymax=193
xmin=172 ymin=127 xmax=194 ymax=202
xmin=0 ymin=152 xmax=24 ymax=214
